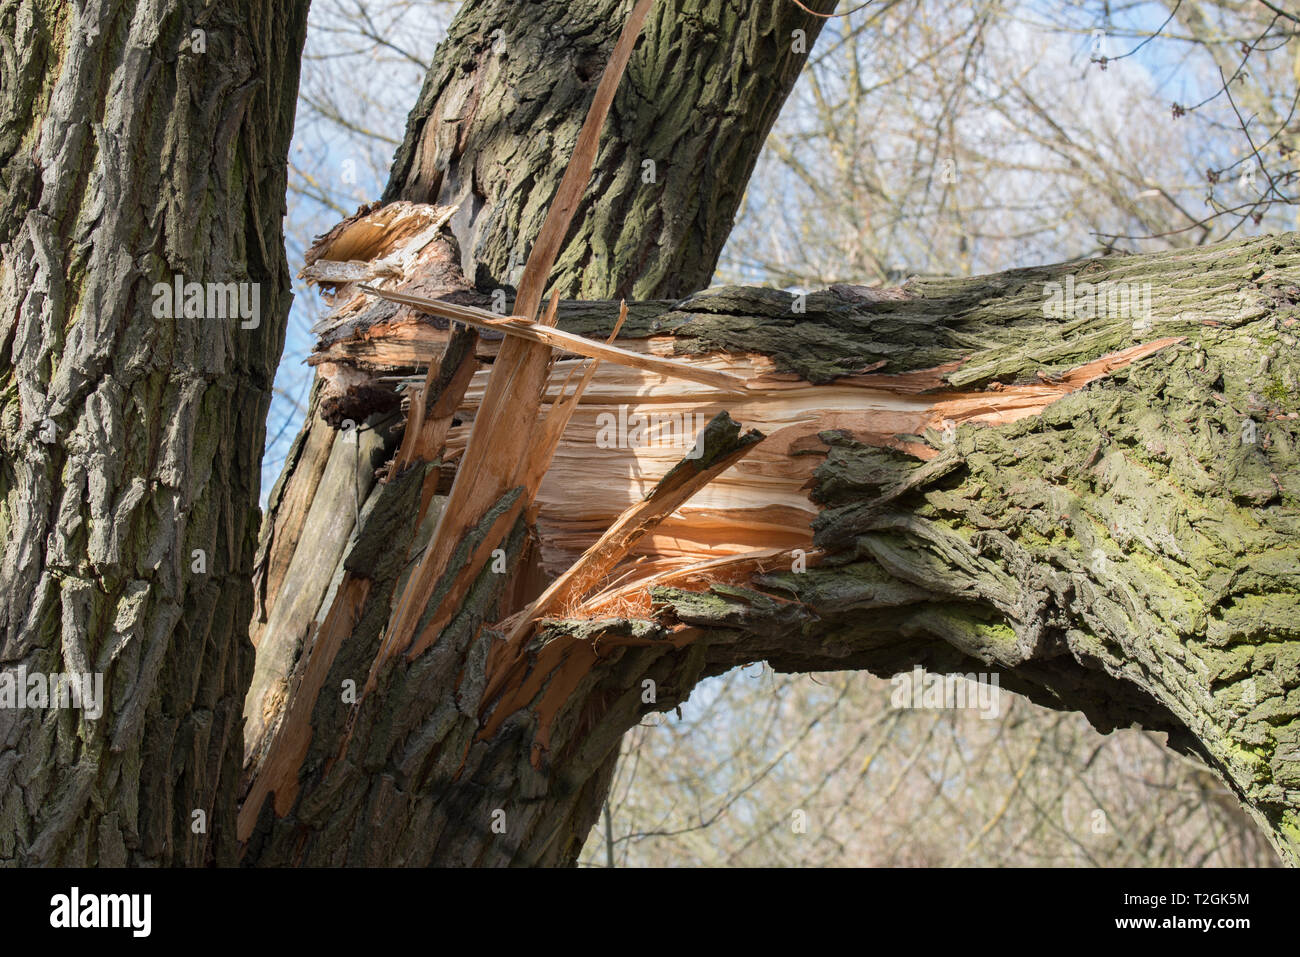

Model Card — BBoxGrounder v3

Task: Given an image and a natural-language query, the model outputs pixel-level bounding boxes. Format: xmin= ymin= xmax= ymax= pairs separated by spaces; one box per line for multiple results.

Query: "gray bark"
xmin=0 ymin=0 xmax=308 ymax=865
xmin=384 ymin=0 xmax=829 ymax=300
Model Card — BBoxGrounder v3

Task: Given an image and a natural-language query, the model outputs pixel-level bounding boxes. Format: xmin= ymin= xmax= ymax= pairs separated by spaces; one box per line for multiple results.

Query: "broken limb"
xmin=241 ymin=218 xmax=1300 ymax=865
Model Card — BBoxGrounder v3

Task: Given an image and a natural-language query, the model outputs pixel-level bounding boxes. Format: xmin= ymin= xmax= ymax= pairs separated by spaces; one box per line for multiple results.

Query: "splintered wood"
xmin=296 ymin=187 xmax=1183 ymax=642
xmin=277 ymin=0 xmax=1185 ymax=781
xmin=357 ymin=284 xmax=749 ymax=394
xmin=371 ymin=0 xmax=660 ymax=673
xmin=497 ymin=410 xmax=763 ymax=646
xmin=445 ymin=336 xmax=1183 ymax=583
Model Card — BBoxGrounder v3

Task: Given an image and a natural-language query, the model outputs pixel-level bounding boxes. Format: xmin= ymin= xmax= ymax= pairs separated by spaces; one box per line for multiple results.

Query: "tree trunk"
xmin=239 ymin=0 xmax=839 ymax=865
xmin=382 ymin=0 xmax=831 ymax=301
xmin=0 ymin=2 xmax=308 ymax=865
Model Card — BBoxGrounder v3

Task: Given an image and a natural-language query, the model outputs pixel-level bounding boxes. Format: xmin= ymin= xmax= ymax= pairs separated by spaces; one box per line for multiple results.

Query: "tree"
xmin=241 ymin=0 xmax=847 ymax=867
xmin=0 ymin=3 xmax=309 ymax=864
xmin=3 ymin=0 xmax=1298 ymax=868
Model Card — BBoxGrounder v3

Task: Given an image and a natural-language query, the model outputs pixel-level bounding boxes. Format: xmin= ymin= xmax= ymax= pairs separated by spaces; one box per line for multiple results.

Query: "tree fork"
xmin=240 ymin=0 xmax=840 ymax=864
xmin=245 ymin=0 xmax=838 ymax=758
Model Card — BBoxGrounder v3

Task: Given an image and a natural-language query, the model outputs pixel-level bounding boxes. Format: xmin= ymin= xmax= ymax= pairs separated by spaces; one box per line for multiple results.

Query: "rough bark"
xmin=383 ymin=0 xmax=831 ymax=300
xmin=0 ymin=1 xmax=308 ymax=865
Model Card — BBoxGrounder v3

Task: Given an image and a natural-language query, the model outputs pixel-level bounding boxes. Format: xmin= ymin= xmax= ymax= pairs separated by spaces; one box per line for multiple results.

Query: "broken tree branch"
xmin=497 ymin=411 xmax=765 ymax=648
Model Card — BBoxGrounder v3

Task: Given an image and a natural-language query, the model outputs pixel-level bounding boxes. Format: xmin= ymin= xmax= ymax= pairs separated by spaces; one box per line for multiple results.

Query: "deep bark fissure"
xmin=0 ymin=0 xmax=309 ymax=866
